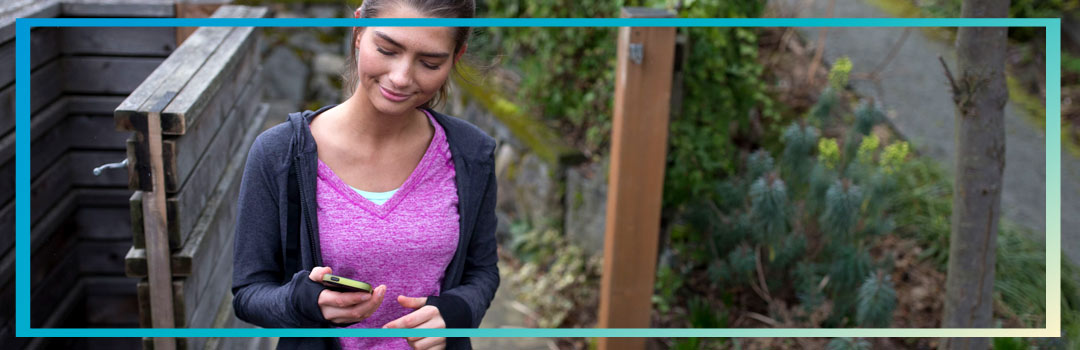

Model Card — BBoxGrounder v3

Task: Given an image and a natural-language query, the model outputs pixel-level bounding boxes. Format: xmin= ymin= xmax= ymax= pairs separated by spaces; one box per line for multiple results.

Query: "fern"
xmin=810 ymin=86 xmax=838 ymax=123
xmin=852 ymin=101 xmax=882 ymax=136
xmin=747 ymin=150 xmax=775 ymax=182
xmin=750 ymin=174 xmax=788 ymax=245
xmin=781 ymin=122 xmax=820 ymax=187
xmin=727 ymin=245 xmax=757 ymax=282
xmin=820 ymin=179 xmax=863 ymax=242
xmin=856 ymin=271 xmax=897 ymax=328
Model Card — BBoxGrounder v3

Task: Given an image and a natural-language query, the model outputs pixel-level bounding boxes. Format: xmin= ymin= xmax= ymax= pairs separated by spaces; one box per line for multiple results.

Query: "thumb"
xmin=397 ymin=295 xmax=427 ymax=310
xmin=308 ymin=266 xmax=332 ymax=282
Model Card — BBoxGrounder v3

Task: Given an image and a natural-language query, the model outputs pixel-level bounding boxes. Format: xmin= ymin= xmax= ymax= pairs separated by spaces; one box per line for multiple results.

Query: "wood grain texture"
xmin=113 ymin=6 xmax=239 ymax=132
xmin=61 ymin=27 xmax=175 ymax=56
xmin=62 ymin=56 xmax=165 ymax=95
xmin=60 ymin=0 xmax=175 ymax=18
xmin=597 ymin=8 xmax=674 ymax=350
xmin=126 ymin=103 xmax=267 ymax=275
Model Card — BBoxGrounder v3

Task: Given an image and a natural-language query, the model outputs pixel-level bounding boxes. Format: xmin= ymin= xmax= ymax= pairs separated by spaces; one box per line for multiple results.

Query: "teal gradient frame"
xmin=15 ymin=17 xmax=1061 ymax=339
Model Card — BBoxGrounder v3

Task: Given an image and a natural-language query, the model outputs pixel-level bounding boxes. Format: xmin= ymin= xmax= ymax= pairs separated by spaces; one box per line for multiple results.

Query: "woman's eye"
xmin=376 ymin=47 xmax=394 ymax=56
xmin=422 ymin=62 xmax=440 ymax=70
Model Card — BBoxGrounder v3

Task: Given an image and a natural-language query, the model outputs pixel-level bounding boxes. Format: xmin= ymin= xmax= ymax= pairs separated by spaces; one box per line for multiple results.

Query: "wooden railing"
xmin=114 ymin=5 xmax=269 ymax=349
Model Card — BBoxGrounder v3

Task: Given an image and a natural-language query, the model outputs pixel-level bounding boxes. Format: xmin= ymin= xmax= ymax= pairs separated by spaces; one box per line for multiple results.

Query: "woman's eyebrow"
xmin=374 ymin=30 xmax=451 ymax=59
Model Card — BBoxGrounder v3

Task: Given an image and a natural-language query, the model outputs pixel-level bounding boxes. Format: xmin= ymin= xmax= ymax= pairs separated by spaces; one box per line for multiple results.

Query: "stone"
xmin=262 ymin=46 xmax=309 ymax=107
xmin=312 ymin=53 xmax=344 ymax=76
xmin=513 ymin=153 xmax=562 ymax=230
xmin=564 ymin=161 xmax=607 ymax=254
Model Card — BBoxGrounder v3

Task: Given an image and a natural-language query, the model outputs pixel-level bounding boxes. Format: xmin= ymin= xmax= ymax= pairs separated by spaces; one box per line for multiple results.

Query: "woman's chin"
xmin=370 ymin=97 xmax=418 ymax=116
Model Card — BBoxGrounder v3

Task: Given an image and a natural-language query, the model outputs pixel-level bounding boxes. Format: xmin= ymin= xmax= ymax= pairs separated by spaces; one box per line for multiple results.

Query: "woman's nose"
xmin=386 ymin=61 xmax=413 ymax=89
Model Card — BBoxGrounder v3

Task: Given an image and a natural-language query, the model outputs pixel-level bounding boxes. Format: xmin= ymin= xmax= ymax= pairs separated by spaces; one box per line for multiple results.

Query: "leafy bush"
xmin=664 ymin=61 xmax=903 ymax=328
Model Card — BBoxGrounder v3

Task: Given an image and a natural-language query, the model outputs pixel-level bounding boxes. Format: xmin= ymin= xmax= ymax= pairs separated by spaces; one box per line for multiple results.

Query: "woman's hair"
xmin=343 ymin=0 xmax=475 ymax=110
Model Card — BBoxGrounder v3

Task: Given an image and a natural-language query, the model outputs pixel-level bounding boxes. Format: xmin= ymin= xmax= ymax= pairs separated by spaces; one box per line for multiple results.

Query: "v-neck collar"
xmin=315 ymin=110 xmax=446 ymax=219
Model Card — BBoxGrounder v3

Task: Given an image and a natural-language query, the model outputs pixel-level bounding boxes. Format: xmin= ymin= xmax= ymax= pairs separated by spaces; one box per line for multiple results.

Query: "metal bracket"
xmin=629 ymin=43 xmax=643 ymax=64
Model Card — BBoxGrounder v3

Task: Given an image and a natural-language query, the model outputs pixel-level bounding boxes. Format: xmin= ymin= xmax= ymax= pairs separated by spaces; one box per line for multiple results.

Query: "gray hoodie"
xmin=231 ymin=105 xmax=499 ymax=349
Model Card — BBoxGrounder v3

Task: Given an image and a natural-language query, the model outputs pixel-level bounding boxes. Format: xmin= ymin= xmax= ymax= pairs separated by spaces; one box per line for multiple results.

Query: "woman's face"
xmin=354 ymin=6 xmax=458 ymax=116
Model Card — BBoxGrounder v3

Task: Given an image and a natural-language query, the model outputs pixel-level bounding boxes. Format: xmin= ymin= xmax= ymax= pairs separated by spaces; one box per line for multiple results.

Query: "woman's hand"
xmin=308 ymin=267 xmax=386 ymax=324
xmin=383 ymin=295 xmax=445 ymax=350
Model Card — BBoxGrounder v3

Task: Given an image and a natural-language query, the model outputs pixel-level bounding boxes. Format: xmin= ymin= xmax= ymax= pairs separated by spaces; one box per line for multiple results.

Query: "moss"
xmin=452 ymin=64 xmax=584 ymax=167
xmin=863 ymin=0 xmax=956 ymax=43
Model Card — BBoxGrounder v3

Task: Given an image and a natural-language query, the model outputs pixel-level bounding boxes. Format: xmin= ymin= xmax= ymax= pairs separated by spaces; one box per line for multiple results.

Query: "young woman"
xmin=231 ymin=1 xmax=498 ymax=349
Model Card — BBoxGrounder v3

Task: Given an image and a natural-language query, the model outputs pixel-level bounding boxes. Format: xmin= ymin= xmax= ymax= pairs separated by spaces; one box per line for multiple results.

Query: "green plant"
xmin=506 ymin=224 xmax=602 ymax=328
xmin=856 ymin=271 xmax=897 ymax=328
xmin=664 ymin=0 xmax=777 ymax=209
xmin=476 ymin=0 xmax=625 ymax=155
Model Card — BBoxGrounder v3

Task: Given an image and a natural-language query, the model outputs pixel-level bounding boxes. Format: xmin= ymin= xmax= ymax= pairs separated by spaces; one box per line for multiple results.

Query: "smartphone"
xmin=321 ymin=273 xmax=373 ymax=293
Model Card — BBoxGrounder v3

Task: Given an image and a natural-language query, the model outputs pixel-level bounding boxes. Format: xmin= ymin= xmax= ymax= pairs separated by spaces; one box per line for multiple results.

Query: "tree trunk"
xmin=941 ymin=0 xmax=1009 ymax=349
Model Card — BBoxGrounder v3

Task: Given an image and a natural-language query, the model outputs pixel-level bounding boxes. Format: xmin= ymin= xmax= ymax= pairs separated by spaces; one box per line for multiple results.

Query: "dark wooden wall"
xmin=2 ymin=1 xmax=206 ymax=349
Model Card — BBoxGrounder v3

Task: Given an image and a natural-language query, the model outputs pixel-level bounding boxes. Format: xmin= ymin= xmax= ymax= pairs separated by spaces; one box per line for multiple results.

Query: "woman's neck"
xmin=331 ymin=93 xmax=425 ymax=150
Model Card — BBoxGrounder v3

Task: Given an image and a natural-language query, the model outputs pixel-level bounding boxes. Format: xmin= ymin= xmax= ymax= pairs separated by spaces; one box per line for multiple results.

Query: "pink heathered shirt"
xmin=316 ymin=110 xmax=459 ymax=350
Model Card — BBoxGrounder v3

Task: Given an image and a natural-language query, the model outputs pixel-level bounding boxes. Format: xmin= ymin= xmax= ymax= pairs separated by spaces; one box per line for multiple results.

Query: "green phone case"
xmin=322 ymin=274 xmax=373 ymax=293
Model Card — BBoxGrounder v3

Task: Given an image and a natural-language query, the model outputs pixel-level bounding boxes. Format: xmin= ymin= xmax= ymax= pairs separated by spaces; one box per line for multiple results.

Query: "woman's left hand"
xmin=383 ymin=296 xmax=446 ymax=350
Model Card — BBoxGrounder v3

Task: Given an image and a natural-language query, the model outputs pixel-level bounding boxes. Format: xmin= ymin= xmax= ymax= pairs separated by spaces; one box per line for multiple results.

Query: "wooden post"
xmin=141 ymin=93 xmax=177 ymax=350
xmin=597 ymin=7 xmax=675 ymax=350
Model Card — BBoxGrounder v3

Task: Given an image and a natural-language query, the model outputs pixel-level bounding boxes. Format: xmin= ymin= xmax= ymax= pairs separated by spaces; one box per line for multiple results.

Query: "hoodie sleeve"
xmin=230 ymin=129 xmax=330 ymax=328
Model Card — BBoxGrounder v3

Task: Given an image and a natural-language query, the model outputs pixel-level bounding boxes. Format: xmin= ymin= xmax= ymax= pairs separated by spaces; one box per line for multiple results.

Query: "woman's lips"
xmin=379 ymin=86 xmax=411 ymax=102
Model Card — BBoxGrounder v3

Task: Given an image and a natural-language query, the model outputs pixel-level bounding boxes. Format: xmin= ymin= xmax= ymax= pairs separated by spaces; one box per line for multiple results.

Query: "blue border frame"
xmin=15 ymin=17 xmax=1061 ymax=339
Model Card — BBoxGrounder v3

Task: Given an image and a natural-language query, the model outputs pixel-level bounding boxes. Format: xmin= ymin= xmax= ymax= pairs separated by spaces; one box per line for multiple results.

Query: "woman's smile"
xmin=379 ymin=85 xmax=412 ymax=102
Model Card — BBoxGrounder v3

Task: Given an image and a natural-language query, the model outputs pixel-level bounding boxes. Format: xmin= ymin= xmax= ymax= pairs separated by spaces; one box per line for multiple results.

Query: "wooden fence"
xmin=2 ymin=1 xmax=179 ymax=348
xmin=3 ymin=1 xmax=272 ymax=349
xmin=114 ymin=5 xmax=270 ymax=350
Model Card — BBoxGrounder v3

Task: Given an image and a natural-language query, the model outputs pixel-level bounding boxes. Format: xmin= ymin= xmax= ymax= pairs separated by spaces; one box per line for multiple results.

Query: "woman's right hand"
xmin=309 ymin=266 xmax=387 ymax=324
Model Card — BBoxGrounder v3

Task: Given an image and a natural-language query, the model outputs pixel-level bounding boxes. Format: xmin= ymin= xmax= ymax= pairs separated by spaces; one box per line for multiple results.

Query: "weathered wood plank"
xmin=0 ymin=0 xmax=60 ymax=44
xmin=31 ymin=241 xmax=78 ymax=328
xmin=75 ymin=206 xmax=131 ymax=241
xmin=126 ymin=191 xmax=180 ymax=249
xmin=67 ymin=95 xmax=124 ymax=116
xmin=0 ymin=201 xmax=12 ymax=256
xmin=136 ymin=279 xmax=185 ymax=328
xmin=112 ymin=8 xmax=238 ymax=131
xmin=168 ymin=66 xmax=262 ymax=192
xmin=162 ymin=8 xmax=265 ymax=135
xmin=66 ymin=114 xmax=129 ymax=150
xmin=30 ymin=190 xmax=76 ymax=253
xmin=137 ymin=95 xmax=264 ymax=247
xmin=30 ymin=158 xmax=71 ymax=226
xmin=0 ymin=248 xmax=15 ymax=317
xmin=79 ymin=240 xmax=133 ymax=275
xmin=62 ymin=56 xmax=165 ymax=95
xmin=61 ymin=27 xmax=175 ymax=56
xmin=28 ymin=93 xmax=67 ymax=145
xmin=60 ymin=0 xmax=175 ymax=18
xmin=0 ymin=159 xmax=11 ymax=211
xmin=126 ymin=103 xmax=267 ymax=270
xmin=0 ymin=84 xmax=12 ymax=137
xmin=30 ymin=58 xmax=63 ymax=114
xmin=28 ymin=101 xmax=70 ymax=179
xmin=0 ymin=27 xmax=60 ymax=89
xmin=83 ymin=277 xmax=139 ymax=327
xmin=187 ymin=257 xmax=231 ymax=332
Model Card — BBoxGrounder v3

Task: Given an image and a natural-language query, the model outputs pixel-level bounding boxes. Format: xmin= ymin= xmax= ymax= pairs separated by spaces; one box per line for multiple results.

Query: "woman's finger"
xmin=410 ymin=336 xmax=445 ymax=350
xmin=308 ymin=266 xmax=332 ymax=282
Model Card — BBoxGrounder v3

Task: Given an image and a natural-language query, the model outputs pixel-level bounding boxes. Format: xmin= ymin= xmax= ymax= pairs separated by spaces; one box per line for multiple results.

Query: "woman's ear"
xmin=455 ymin=43 xmax=468 ymax=62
